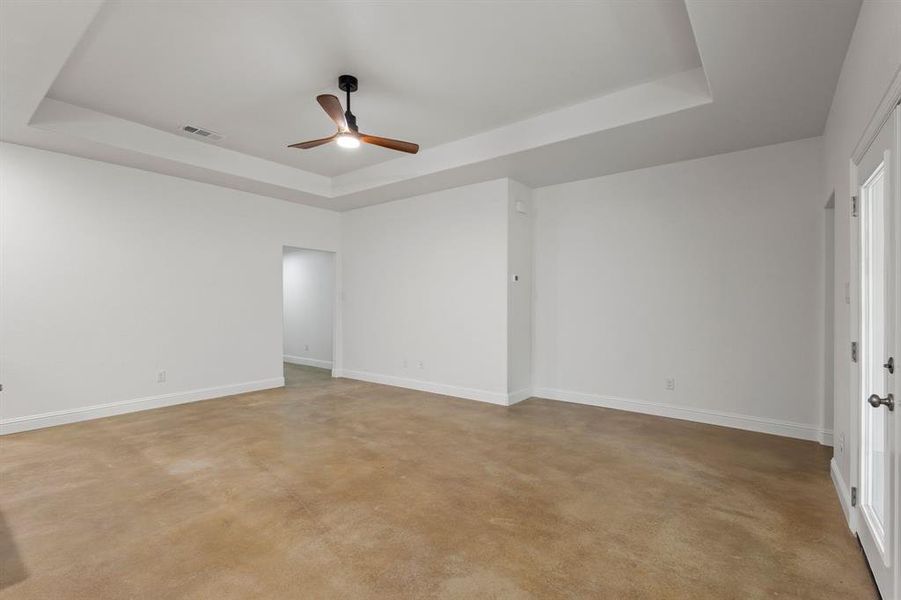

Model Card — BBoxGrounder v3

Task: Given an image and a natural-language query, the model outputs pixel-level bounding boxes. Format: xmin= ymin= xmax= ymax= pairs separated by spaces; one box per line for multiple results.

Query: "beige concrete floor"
xmin=0 ymin=364 xmax=878 ymax=599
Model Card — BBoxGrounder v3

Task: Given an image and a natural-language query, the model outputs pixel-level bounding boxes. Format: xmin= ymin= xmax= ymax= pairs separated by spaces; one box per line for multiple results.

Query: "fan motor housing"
xmin=338 ymin=74 xmax=358 ymax=93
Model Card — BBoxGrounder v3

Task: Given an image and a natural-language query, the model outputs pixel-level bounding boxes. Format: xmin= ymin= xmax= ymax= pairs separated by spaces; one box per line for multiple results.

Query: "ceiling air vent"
xmin=181 ymin=124 xmax=223 ymax=141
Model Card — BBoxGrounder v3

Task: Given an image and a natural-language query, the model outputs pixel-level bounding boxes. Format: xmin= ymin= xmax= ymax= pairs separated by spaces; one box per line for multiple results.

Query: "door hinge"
xmin=851 ymin=486 xmax=858 ymax=507
xmin=851 ymin=195 xmax=858 ymax=217
xmin=851 ymin=341 xmax=858 ymax=363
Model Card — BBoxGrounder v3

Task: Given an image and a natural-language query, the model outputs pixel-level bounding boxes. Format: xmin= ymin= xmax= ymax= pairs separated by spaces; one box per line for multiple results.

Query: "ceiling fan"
xmin=288 ymin=75 xmax=419 ymax=154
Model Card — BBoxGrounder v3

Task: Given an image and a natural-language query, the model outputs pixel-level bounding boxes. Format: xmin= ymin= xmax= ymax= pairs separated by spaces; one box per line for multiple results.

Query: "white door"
xmin=855 ymin=105 xmax=899 ymax=600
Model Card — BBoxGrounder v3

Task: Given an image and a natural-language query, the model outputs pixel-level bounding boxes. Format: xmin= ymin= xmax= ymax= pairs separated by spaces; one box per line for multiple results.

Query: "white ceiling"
xmin=1 ymin=0 xmax=861 ymax=211
xmin=49 ymin=0 xmax=702 ymax=177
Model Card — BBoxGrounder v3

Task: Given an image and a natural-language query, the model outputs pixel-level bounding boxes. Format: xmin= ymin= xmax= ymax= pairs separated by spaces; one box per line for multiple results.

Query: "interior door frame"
xmin=848 ymin=68 xmax=901 ymax=598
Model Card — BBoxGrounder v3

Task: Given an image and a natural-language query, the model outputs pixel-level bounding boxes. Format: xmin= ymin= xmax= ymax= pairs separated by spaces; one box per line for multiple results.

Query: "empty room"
xmin=1 ymin=0 xmax=900 ymax=598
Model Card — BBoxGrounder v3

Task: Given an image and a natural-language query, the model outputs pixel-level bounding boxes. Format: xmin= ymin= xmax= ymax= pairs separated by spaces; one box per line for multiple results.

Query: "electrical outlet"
xmin=417 ymin=361 xmax=424 ymax=369
xmin=665 ymin=377 xmax=675 ymax=391
xmin=304 ymin=344 xmax=309 ymax=351
xmin=157 ymin=370 xmax=167 ymax=384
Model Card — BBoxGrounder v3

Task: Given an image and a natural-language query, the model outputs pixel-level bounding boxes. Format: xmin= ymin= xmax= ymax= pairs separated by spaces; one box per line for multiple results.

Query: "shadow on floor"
xmin=0 ymin=509 xmax=28 ymax=590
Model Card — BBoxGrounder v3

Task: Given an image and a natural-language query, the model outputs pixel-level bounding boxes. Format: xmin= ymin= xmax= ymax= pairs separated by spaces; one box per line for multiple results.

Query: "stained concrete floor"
xmin=0 ymin=363 xmax=878 ymax=599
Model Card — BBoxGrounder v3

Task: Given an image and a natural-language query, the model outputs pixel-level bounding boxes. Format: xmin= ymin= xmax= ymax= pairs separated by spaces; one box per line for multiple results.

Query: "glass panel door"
xmin=855 ymin=105 xmax=897 ymax=600
xmin=860 ymin=159 xmax=889 ymax=547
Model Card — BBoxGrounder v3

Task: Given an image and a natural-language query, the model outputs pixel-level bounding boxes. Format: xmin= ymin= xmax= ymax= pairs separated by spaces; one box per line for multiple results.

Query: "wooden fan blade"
xmin=359 ymin=134 xmax=419 ymax=154
xmin=288 ymin=134 xmax=336 ymax=149
xmin=317 ymin=94 xmax=347 ymax=131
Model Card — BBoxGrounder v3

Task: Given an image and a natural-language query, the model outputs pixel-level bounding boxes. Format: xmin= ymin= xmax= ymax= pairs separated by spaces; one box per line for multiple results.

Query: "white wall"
xmin=824 ymin=205 xmax=835 ymax=437
xmin=533 ymin=137 xmax=827 ymax=441
xmin=282 ymin=247 xmax=335 ymax=369
xmin=339 ymin=179 xmax=511 ymax=404
xmin=507 ymin=180 xmax=533 ymax=399
xmin=0 ymin=143 xmax=340 ymax=433
xmin=822 ymin=0 xmax=901 ymax=490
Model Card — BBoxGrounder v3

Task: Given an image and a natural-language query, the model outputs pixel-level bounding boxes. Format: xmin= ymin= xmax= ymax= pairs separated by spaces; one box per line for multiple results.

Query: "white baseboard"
xmin=329 ymin=376 xmax=828 ymax=445
xmin=0 ymin=377 xmax=285 ymax=435
xmin=532 ymin=387 xmax=829 ymax=443
xmin=335 ymin=369 xmax=510 ymax=406
xmin=283 ymin=355 xmax=333 ymax=369
xmin=830 ymin=457 xmax=856 ymax=533
xmin=507 ymin=388 xmax=532 ymax=405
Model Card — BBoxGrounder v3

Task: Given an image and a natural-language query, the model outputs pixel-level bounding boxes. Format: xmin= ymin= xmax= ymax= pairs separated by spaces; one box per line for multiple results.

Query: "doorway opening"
xmin=282 ymin=246 xmax=337 ymax=388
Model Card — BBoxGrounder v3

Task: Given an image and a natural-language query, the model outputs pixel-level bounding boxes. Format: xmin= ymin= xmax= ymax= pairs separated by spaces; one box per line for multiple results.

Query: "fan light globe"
xmin=336 ymin=133 xmax=360 ymax=149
